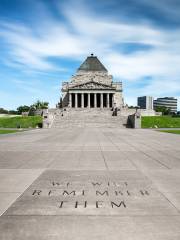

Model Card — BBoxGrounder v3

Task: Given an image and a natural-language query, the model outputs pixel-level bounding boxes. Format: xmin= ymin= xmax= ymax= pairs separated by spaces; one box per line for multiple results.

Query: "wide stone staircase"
xmin=51 ymin=109 xmax=129 ymax=128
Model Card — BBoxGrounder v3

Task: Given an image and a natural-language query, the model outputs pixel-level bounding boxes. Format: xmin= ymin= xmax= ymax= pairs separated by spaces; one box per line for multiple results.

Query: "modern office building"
xmin=137 ymin=96 xmax=153 ymax=110
xmin=153 ymin=97 xmax=177 ymax=113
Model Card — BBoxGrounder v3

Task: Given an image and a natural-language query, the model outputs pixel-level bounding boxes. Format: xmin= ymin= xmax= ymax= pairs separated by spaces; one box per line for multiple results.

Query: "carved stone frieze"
xmin=69 ymin=81 xmax=115 ymax=90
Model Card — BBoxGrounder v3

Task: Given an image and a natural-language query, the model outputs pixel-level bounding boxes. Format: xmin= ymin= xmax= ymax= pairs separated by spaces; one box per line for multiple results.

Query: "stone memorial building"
xmin=61 ymin=54 xmax=124 ymax=109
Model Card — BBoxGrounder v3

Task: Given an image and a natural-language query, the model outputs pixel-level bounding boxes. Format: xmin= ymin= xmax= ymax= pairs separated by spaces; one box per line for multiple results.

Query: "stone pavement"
xmin=0 ymin=128 xmax=180 ymax=239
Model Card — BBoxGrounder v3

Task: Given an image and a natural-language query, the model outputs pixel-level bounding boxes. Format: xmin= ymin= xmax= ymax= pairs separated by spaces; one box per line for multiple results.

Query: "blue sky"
xmin=0 ymin=0 xmax=180 ymax=110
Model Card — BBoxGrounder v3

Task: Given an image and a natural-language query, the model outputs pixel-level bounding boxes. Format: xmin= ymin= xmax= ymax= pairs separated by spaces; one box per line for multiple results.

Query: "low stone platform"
xmin=0 ymin=128 xmax=180 ymax=239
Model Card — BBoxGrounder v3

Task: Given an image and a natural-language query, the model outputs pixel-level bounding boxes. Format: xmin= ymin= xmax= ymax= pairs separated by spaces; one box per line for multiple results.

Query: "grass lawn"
xmin=0 ymin=116 xmax=42 ymax=128
xmin=159 ymin=130 xmax=180 ymax=134
xmin=0 ymin=129 xmax=22 ymax=134
xmin=142 ymin=116 xmax=180 ymax=128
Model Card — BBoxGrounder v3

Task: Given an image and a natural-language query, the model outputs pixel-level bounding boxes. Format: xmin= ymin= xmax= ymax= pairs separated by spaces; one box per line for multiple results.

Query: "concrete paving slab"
xmin=76 ymin=160 xmax=106 ymax=170
xmin=0 ymin=151 xmax=56 ymax=169
xmin=0 ymin=128 xmax=180 ymax=239
xmin=1 ymin=216 xmax=180 ymax=240
xmin=48 ymin=151 xmax=82 ymax=169
xmin=103 ymin=151 xmax=136 ymax=170
xmin=143 ymin=151 xmax=180 ymax=169
xmin=0 ymin=169 xmax=44 ymax=192
xmin=145 ymin=170 xmax=180 ymax=193
xmin=83 ymin=146 xmax=101 ymax=151
xmin=163 ymin=192 xmax=180 ymax=211
xmin=0 ymin=193 xmax=21 ymax=216
xmin=124 ymin=151 xmax=168 ymax=170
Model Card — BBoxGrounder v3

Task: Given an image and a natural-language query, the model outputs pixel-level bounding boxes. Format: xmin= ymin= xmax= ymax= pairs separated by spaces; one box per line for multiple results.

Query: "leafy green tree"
xmin=0 ymin=108 xmax=9 ymax=114
xmin=8 ymin=110 xmax=18 ymax=115
xmin=17 ymin=105 xmax=30 ymax=115
xmin=154 ymin=106 xmax=171 ymax=115
xmin=128 ymin=106 xmax=136 ymax=109
xmin=28 ymin=105 xmax=36 ymax=116
xmin=33 ymin=100 xmax=49 ymax=110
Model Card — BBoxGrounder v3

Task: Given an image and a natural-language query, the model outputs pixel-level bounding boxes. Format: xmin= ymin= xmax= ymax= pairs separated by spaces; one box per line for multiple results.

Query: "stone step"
xmin=51 ymin=109 xmax=128 ymax=128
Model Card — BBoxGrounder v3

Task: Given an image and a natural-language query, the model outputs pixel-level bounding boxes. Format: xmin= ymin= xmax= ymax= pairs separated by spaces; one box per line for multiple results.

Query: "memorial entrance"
xmin=69 ymin=92 xmax=114 ymax=108
xmin=62 ymin=54 xmax=124 ymax=109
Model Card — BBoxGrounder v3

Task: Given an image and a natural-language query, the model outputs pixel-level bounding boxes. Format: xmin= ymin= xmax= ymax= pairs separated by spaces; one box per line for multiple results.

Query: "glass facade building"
xmin=153 ymin=97 xmax=177 ymax=113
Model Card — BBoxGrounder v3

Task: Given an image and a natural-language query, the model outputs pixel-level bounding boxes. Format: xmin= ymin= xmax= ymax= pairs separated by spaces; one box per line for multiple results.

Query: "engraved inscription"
xmin=31 ymin=180 xmax=151 ymax=210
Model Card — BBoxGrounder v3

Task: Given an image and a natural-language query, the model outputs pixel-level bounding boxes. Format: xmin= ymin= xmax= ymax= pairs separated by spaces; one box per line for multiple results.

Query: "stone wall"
xmin=72 ymin=71 xmax=113 ymax=85
xmin=42 ymin=109 xmax=56 ymax=128
xmin=128 ymin=113 xmax=141 ymax=129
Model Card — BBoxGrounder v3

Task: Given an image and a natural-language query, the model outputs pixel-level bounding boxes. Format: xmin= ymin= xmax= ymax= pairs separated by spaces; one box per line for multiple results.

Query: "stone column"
xmin=88 ymin=93 xmax=90 ymax=108
xmin=107 ymin=93 xmax=109 ymax=108
xmin=81 ymin=93 xmax=84 ymax=108
xmin=69 ymin=93 xmax=72 ymax=108
xmin=75 ymin=93 xmax=78 ymax=108
xmin=100 ymin=93 xmax=103 ymax=109
xmin=112 ymin=94 xmax=115 ymax=107
xmin=94 ymin=93 xmax=97 ymax=108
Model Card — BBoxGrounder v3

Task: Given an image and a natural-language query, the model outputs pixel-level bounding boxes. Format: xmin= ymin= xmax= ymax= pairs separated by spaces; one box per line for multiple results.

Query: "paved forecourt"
xmin=0 ymin=127 xmax=180 ymax=239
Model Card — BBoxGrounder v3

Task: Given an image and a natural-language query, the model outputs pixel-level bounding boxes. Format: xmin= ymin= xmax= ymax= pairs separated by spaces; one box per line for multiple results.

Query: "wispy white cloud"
xmin=137 ymin=0 xmax=180 ymax=21
xmin=0 ymin=0 xmax=179 ymax=108
xmin=60 ymin=0 xmax=180 ymax=105
xmin=12 ymin=79 xmax=44 ymax=95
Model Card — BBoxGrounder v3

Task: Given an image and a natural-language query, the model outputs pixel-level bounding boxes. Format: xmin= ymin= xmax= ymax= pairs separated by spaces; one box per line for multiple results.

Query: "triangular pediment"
xmin=69 ymin=81 xmax=115 ymax=90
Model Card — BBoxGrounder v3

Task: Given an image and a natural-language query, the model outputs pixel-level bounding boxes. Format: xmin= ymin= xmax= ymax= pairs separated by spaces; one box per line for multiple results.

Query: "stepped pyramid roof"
xmin=78 ymin=54 xmax=107 ymax=72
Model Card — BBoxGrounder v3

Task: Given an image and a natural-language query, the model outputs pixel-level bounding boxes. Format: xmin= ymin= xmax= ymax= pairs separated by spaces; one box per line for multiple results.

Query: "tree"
xmin=28 ymin=105 xmax=36 ymax=116
xmin=8 ymin=110 xmax=18 ymax=115
xmin=0 ymin=108 xmax=9 ymax=114
xmin=154 ymin=106 xmax=171 ymax=115
xmin=17 ymin=105 xmax=30 ymax=115
xmin=33 ymin=100 xmax=49 ymax=110
xmin=128 ymin=106 xmax=137 ymax=109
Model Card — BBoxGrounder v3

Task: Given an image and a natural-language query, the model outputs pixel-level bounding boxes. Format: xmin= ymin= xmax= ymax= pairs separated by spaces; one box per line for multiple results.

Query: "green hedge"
xmin=0 ymin=116 xmax=42 ymax=128
xmin=142 ymin=116 xmax=180 ymax=128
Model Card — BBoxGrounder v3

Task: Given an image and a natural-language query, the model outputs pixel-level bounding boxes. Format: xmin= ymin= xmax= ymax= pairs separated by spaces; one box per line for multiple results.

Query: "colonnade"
xmin=69 ymin=93 xmax=114 ymax=108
